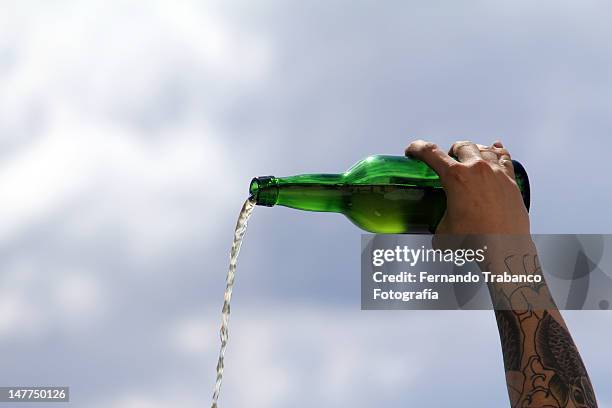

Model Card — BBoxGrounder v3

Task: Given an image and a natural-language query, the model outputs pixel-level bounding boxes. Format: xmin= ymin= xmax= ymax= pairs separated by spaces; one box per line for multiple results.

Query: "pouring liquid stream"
xmin=211 ymin=198 xmax=256 ymax=408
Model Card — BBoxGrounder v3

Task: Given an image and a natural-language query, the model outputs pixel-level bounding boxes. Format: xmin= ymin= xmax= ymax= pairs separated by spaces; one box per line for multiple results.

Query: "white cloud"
xmin=0 ymin=0 xmax=271 ymax=350
xmin=0 ymin=0 xmax=272 ymax=260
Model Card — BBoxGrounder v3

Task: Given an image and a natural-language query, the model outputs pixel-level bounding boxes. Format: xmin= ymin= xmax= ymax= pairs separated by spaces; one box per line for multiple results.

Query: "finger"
xmin=489 ymin=147 xmax=511 ymax=160
xmin=405 ymin=140 xmax=456 ymax=178
xmin=488 ymin=142 xmax=514 ymax=177
xmin=449 ymin=141 xmax=482 ymax=163
xmin=477 ymin=144 xmax=499 ymax=164
xmin=489 ymin=141 xmax=512 ymax=160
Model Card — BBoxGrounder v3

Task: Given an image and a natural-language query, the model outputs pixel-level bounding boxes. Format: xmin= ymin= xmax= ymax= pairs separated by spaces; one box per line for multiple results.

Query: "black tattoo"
xmin=495 ymin=303 xmax=523 ymax=371
xmin=488 ymin=253 xmax=598 ymax=407
xmin=536 ymin=311 xmax=597 ymax=407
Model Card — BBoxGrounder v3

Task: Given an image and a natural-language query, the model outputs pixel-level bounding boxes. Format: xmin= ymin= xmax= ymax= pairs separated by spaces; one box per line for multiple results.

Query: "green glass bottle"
xmin=249 ymin=155 xmax=530 ymax=234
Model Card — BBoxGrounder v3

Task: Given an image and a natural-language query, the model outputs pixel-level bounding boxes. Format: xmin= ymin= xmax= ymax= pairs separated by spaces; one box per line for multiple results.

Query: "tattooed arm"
xmin=405 ymin=139 xmax=598 ymax=407
xmin=486 ymin=239 xmax=597 ymax=407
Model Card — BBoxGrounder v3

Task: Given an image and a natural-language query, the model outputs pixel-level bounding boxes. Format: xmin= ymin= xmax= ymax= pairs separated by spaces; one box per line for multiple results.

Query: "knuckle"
xmin=450 ymin=140 xmax=473 ymax=155
xmin=405 ymin=140 xmax=437 ymax=155
xmin=453 ymin=140 xmax=472 ymax=146
xmin=467 ymin=158 xmax=493 ymax=172
xmin=422 ymin=141 xmax=438 ymax=152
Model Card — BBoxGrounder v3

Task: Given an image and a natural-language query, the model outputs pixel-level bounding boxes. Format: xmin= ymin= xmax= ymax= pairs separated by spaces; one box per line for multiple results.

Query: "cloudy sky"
xmin=1 ymin=0 xmax=612 ymax=407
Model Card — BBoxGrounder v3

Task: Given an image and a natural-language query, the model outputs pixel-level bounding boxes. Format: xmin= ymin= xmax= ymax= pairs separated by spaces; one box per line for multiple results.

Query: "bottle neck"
xmin=249 ymin=176 xmax=279 ymax=206
xmin=250 ymin=173 xmax=346 ymax=211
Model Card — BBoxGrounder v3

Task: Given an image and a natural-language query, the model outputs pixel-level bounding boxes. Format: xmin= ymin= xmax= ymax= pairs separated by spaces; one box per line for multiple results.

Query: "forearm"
xmin=405 ymin=139 xmax=598 ymax=406
xmin=484 ymin=238 xmax=597 ymax=407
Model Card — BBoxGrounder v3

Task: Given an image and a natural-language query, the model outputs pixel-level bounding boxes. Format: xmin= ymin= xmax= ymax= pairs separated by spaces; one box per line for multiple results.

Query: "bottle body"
xmin=249 ymin=155 xmax=530 ymax=234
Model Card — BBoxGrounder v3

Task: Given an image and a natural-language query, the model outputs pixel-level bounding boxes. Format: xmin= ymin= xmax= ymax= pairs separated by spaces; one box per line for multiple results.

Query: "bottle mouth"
xmin=249 ymin=178 xmax=260 ymax=200
xmin=249 ymin=176 xmax=278 ymax=206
